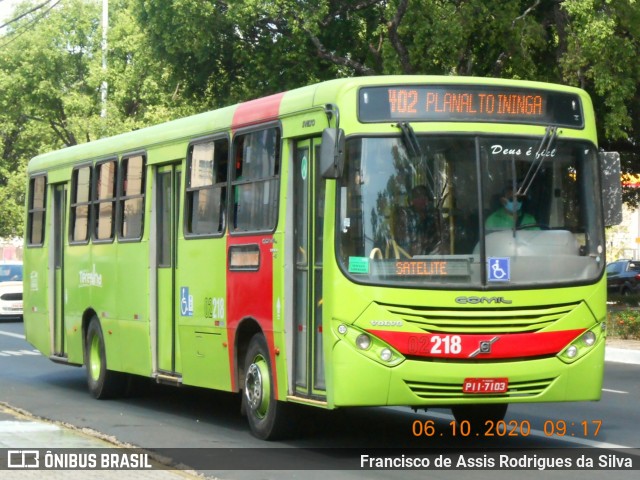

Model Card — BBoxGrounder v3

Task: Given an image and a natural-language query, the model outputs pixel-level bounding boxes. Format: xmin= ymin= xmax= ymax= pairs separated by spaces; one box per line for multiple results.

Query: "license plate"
xmin=463 ymin=377 xmax=508 ymax=394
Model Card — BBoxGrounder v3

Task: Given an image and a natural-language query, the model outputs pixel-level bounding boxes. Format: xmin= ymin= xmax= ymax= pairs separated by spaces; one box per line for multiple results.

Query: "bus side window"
xmin=232 ymin=127 xmax=280 ymax=232
xmin=94 ymin=159 xmax=117 ymax=241
xmin=70 ymin=165 xmax=92 ymax=244
xmin=27 ymin=175 xmax=47 ymax=246
xmin=119 ymin=154 xmax=146 ymax=240
xmin=186 ymin=138 xmax=228 ymax=236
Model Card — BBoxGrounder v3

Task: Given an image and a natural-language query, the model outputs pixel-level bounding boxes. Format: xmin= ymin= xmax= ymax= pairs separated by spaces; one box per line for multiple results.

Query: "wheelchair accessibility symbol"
xmin=487 ymin=257 xmax=510 ymax=282
xmin=180 ymin=287 xmax=194 ymax=317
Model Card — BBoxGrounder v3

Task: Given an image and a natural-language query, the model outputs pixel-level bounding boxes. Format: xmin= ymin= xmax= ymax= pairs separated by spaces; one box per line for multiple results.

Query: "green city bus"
xmin=23 ymin=76 xmax=621 ymax=440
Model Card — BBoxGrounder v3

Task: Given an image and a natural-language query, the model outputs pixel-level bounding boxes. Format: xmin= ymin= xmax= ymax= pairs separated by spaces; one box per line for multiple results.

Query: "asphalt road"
xmin=1 ymin=320 xmax=639 ymax=480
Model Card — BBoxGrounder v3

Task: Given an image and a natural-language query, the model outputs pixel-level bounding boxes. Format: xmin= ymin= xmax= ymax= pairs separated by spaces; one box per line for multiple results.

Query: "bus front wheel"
xmin=85 ymin=318 xmax=125 ymax=399
xmin=451 ymin=404 xmax=508 ymax=432
xmin=242 ymin=334 xmax=289 ymax=440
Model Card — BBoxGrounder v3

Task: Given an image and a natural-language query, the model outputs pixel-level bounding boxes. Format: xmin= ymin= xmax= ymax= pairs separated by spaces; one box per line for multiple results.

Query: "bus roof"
xmin=28 ymin=75 xmax=590 ymax=173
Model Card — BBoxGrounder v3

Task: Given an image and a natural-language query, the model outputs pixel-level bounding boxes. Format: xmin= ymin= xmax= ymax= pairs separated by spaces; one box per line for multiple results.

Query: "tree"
xmin=0 ymin=164 xmax=27 ymax=238
xmin=559 ymin=0 xmax=640 ymax=206
xmin=134 ymin=0 xmax=640 ymax=204
xmin=0 ymin=0 xmax=199 ymax=236
xmin=3 ymin=0 xmax=640 ymax=237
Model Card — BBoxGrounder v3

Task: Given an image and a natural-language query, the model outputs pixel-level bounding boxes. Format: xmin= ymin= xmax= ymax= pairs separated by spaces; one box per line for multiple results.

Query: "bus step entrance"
xmin=154 ymin=372 xmax=182 ymax=387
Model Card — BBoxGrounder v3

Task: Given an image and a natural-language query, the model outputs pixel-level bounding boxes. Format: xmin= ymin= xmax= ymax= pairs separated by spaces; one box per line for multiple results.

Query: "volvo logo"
xmin=370 ymin=320 xmax=403 ymax=327
xmin=469 ymin=336 xmax=500 ymax=357
xmin=455 ymin=296 xmax=512 ymax=304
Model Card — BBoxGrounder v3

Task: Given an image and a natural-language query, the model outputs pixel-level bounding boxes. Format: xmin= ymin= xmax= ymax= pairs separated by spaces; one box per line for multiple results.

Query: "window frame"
xmin=184 ymin=135 xmax=229 ymax=239
xmin=229 ymin=123 xmax=282 ymax=235
xmin=69 ymin=163 xmax=93 ymax=245
xmin=117 ymin=152 xmax=146 ymax=242
xmin=27 ymin=174 xmax=48 ymax=247
xmin=93 ymin=158 xmax=118 ymax=243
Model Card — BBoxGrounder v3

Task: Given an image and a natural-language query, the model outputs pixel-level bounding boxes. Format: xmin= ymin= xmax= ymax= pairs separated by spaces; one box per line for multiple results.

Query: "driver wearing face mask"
xmin=485 ymin=186 xmax=537 ymax=230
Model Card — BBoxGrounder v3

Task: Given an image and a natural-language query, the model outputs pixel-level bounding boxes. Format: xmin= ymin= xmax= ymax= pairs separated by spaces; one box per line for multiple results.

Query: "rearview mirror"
xmin=600 ymin=151 xmax=622 ymax=226
xmin=320 ymin=127 xmax=345 ymax=179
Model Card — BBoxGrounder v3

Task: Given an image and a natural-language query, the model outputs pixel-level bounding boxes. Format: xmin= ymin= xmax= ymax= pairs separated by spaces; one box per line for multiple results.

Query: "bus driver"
xmin=485 ymin=185 xmax=537 ymax=230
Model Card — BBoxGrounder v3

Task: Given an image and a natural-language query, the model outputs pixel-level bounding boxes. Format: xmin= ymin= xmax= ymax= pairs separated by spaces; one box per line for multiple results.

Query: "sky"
xmin=0 ymin=0 xmax=22 ymax=24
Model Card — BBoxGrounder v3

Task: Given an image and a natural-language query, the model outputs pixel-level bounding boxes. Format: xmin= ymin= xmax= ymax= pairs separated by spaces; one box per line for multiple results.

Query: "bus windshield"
xmin=337 ymin=134 xmax=604 ymax=288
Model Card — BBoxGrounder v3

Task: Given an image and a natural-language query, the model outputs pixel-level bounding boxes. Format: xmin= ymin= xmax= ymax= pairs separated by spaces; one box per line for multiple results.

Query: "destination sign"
xmin=358 ymin=85 xmax=583 ymax=127
xmin=394 ymin=259 xmax=471 ymax=277
xmin=355 ymin=258 xmax=471 ymax=277
xmin=395 ymin=260 xmax=448 ymax=276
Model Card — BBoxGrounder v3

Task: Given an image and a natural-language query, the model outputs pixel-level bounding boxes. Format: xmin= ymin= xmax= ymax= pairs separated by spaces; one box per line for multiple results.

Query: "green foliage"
xmin=0 ymin=0 xmax=200 ymax=237
xmin=389 ymin=0 xmax=553 ymax=78
xmin=608 ymin=308 xmax=640 ymax=340
xmin=0 ymin=163 xmax=27 ymax=238
xmin=3 ymin=0 xmax=640 ymax=238
xmin=133 ymin=0 xmax=365 ymax=105
xmin=561 ymin=0 xmax=638 ymax=140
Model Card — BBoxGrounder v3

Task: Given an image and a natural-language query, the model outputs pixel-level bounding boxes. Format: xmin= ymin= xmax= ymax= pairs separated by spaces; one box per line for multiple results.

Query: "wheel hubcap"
xmin=245 ymin=356 xmax=270 ymax=418
xmin=89 ymin=334 xmax=101 ymax=381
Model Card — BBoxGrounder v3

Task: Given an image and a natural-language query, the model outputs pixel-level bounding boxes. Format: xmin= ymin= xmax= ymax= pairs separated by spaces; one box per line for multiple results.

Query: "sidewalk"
xmin=1 ymin=341 xmax=638 ymax=479
xmin=0 ymin=405 xmax=207 ymax=479
xmin=604 ymin=338 xmax=640 ymax=365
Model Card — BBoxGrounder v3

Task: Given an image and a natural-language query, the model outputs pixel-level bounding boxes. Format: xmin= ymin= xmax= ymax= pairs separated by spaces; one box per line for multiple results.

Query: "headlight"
xmin=356 ymin=333 xmax=371 ymax=350
xmin=560 ymin=325 xmax=602 ymax=363
xmin=581 ymin=331 xmax=596 ymax=346
xmin=380 ymin=348 xmax=393 ymax=362
xmin=333 ymin=321 xmax=405 ymax=366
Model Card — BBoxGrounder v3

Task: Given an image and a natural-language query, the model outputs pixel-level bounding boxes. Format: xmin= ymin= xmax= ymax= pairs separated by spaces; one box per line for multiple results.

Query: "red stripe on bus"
xmin=226 ymin=235 xmax=276 ymax=393
xmin=366 ymin=329 xmax=587 ymax=359
xmin=232 ymin=92 xmax=285 ymax=129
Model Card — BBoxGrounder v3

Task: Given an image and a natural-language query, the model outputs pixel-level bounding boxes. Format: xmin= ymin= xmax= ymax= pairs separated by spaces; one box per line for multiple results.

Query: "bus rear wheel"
xmin=85 ymin=318 xmax=125 ymax=399
xmin=242 ymin=334 xmax=290 ymax=440
xmin=451 ymin=404 xmax=508 ymax=432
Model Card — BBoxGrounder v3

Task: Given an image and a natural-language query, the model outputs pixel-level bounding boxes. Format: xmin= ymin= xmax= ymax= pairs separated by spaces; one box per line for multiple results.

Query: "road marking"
xmin=0 ymin=421 xmax=59 ymax=433
xmin=0 ymin=330 xmax=39 ymax=357
xmin=0 ymin=329 xmax=25 ymax=340
xmin=602 ymin=388 xmax=628 ymax=394
xmin=0 ymin=349 xmax=41 ymax=357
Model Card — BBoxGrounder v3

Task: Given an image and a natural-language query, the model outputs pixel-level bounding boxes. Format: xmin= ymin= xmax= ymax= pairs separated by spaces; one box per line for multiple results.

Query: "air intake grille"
xmin=377 ymin=302 xmax=580 ymax=334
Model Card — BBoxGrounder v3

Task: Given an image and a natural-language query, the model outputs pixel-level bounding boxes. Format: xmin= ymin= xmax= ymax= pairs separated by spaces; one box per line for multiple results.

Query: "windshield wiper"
xmin=397 ymin=121 xmax=422 ymax=158
xmin=517 ymin=125 xmax=558 ymax=197
xmin=396 ymin=122 xmax=436 ymax=199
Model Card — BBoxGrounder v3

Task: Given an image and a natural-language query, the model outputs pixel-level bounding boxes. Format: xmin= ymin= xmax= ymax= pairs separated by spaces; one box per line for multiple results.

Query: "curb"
xmin=605 ymin=347 xmax=640 ymax=365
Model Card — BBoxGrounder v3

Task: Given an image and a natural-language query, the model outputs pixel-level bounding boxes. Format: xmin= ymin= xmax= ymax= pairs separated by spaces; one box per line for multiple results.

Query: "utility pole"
xmin=100 ymin=0 xmax=108 ymax=118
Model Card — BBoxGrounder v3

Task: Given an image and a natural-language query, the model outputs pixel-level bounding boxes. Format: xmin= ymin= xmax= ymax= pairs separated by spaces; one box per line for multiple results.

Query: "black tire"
xmin=242 ymin=334 xmax=291 ymax=440
xmin=85 ymin=318 xmax=126 ymax=399
xmin=451 ymin=404 xmax=508 ymax=433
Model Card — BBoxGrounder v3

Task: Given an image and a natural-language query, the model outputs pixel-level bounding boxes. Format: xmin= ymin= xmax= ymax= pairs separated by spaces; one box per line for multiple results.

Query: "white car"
xmin=0 ymin=280 xmax=22 ymax=321
xmin=0 ymin=262 xmax=23 ymax=321
xmin=0 ymin=261 xmax=22 ymax=283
